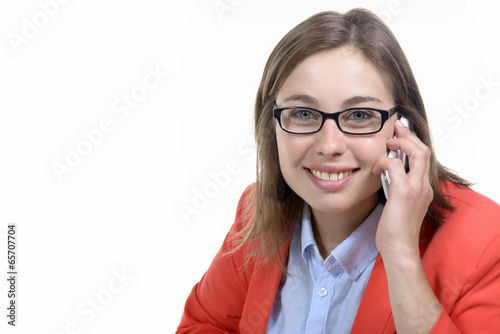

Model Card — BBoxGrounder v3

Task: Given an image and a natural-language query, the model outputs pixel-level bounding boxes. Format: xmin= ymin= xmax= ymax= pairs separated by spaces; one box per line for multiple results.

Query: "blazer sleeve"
xmin=429 ymin=216 xmax=500 ymax=332
xmin=430 ymin=234 xmax=500 ymax=333
xmin=176 ymin=186 xmax=253 ymax=333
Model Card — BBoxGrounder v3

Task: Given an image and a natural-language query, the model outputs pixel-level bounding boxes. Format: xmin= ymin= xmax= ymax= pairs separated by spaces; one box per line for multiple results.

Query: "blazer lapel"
xmin=350 ymin=254 xmax=394 ymax=333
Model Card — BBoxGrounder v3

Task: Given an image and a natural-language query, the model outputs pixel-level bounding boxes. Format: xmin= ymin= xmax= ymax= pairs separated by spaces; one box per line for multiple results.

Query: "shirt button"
xmin=319 ymin=287 xmax=328 ymax=297
xmin=352 ymin=268 xmax=360 ymax=276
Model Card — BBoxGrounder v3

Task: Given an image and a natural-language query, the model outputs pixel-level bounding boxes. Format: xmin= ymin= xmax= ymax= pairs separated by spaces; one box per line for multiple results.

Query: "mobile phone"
xmin=381 ymin=116 xmax=410 ymax=199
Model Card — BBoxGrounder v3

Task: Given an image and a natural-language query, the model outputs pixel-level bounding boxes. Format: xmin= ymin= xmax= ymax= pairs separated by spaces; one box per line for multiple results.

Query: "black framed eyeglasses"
xmin=273 ymin=104 xmax=398 ymax=135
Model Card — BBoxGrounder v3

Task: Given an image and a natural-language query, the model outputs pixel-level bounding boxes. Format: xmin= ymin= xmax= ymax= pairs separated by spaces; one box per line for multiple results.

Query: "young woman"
xmin=177 ymin=8 xmax=500 ymax=333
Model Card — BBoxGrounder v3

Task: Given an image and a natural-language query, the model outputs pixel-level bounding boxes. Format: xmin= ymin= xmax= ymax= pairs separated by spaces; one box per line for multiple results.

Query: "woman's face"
xmin=275 ymin=46 xmax=397 ymax=218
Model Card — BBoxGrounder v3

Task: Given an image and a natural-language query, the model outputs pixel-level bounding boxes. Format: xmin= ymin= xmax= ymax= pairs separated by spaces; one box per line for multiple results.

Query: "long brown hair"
xmin=233 ymin=8 xmax=470 ymax=270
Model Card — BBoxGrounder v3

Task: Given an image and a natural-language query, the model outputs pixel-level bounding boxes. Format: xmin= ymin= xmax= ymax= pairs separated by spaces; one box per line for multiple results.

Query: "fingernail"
xmin=396 ymin=120 xmax=405 ymax=127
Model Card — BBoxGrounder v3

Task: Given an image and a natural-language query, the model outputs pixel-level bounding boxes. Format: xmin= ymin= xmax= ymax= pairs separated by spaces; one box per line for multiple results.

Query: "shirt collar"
xmin=300 ymin=202 xmax=383 ymax=280
xmin=300 ymin=203 xmax=320 ymax=263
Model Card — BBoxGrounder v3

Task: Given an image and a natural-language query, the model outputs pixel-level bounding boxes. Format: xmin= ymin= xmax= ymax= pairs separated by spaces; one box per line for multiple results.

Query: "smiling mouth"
xmin=307 ymin=168 xmax=358 ymax=181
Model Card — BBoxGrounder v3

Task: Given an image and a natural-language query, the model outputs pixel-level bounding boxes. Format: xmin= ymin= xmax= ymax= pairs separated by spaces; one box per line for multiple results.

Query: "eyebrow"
xmin=340 ymin=96 xmax=382 ymax=109
xmin=282 ymin=94 xmax=319 ymax=106
xmin=280 ymin=94 xmax=382 ymax=109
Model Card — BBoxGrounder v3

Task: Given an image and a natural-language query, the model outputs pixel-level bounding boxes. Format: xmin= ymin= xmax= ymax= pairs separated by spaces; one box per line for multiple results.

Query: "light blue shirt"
xmin=266 ymin=202 xmax=383 ymax=334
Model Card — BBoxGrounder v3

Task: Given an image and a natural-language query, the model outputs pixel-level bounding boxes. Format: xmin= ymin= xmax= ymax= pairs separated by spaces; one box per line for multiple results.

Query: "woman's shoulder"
xmin=230 ymin=183 xmax=256 ymax=233
xmin=444 ymin=181 xmax=500 ymax=215
xmin=420 ymin=182 xmax=500 ymax=313
xmin=415 ymin=182 xmax=500 ymax=331
xmin=441 ymin=181 xmax=500 ymax=232
xmin=423 ymin=181 xmax=500 ymax=267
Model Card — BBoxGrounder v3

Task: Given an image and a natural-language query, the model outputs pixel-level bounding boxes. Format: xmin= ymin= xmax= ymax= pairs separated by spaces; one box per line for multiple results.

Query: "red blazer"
xmin=177 ymin=182 xmax=500 ymax=333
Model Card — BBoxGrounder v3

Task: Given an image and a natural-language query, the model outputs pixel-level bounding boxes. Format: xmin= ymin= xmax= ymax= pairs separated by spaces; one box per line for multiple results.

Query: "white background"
xmin=1 ymin=0 xmax=499 ymax=333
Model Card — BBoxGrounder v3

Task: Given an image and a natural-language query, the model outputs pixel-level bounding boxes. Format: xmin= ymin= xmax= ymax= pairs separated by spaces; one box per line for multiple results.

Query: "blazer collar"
xmin=350 ymin=254 xmax=394 ymax=333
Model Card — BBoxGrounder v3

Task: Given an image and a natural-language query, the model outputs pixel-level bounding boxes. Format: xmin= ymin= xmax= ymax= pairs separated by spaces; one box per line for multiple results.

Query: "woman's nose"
xmin=313 ymin=119 xmax=348 ymax=157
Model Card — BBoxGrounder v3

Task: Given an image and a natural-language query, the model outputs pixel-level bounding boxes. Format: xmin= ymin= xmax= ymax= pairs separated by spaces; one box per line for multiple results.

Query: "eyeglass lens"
xmin=280 ymin=108 xmax=382 ymax=133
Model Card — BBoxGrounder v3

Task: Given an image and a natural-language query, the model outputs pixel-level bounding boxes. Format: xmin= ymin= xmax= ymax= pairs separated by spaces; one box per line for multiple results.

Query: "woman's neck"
xmin=310 ymin=195 xmax=379 ymax=259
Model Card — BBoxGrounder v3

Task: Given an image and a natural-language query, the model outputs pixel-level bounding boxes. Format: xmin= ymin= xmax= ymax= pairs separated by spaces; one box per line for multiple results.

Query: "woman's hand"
xmin=372 ymin=119 xmax=440 ymax=334
xmin=372 ymin=119 xmax=434 ymax=257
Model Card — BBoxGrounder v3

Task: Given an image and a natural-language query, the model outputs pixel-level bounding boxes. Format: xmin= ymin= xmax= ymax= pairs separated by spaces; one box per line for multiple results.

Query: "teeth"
xmin=311 ymin=169 xmax=354 ymax=181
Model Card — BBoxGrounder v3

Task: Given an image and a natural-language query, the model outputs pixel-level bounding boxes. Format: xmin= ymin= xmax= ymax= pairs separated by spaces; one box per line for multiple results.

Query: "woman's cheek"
xmin=357 ymin=138 xmax=387 ymax=171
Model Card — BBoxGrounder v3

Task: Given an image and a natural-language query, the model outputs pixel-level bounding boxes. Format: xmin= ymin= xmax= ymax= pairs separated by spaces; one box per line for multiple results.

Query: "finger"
xmin=393 ymin=121 xmax=432 ymax=183
xmin=373 ymin=156 xmax=410 ymax=198
xmin=385 ymin=135 xmax=431 ymax=182
xmin=393 ymin=120 xmax=426 ymax=149
xmin=373 ymin=155 xmax=406 ymax=176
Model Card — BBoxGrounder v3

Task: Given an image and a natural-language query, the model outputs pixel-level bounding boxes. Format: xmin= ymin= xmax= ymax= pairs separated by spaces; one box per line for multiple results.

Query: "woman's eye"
xmin=291 ymin=109 xmax=315 ymax=120
xmin=353 ymin=111 xmax=365 ymax=119
xmin=346 ymin=110 xmax=375 ymax=121
xmin=299 ymin=111 xmax=311 ymax=118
